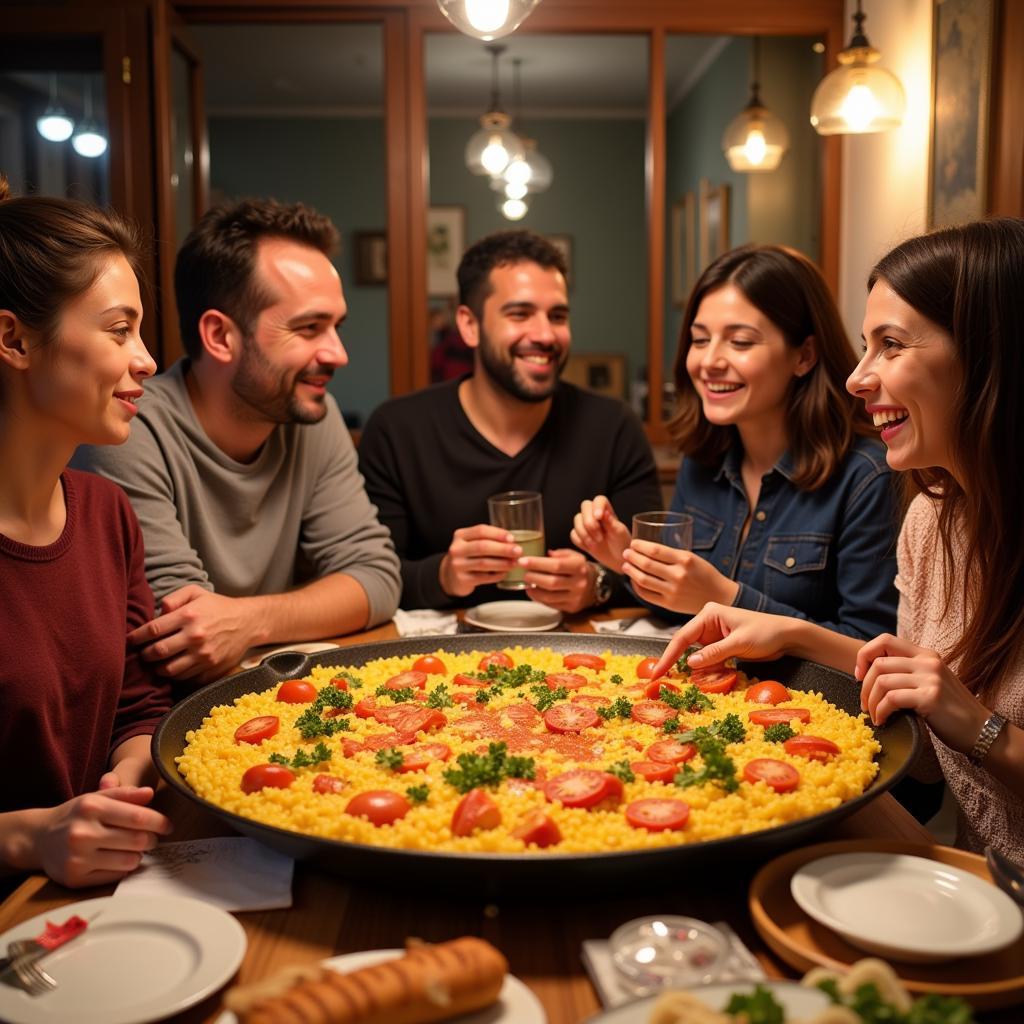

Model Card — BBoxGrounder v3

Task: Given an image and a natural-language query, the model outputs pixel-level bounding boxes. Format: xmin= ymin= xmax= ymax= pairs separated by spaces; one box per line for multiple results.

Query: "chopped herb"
xmin=725 ymin=985 xmax=785 ymax=1024
xmin=816 ymin=978 xmax=842 ymax=1004
xmin=662 ymin=717 xmax=680 ymax=734
xmin=606 ymin=760 xmax=635 ymax=783
xmin=674 ymin=738 xmax=738 ymax=793
xmin=375 ymin=685 xmax=416 ymax=703
xmin=609 ymin=673 xmax=624 ymax=685
xmin=678 ymin=684 xmax=714 ymax=712
xmin=475 ymin=689 xmax=491 ymax=704
xmin=597 ymin=696 xmax=633 ymax=720
xmin=442 ymin=741 xmax=536 ymax=794
xmin=406 ymin=784 xmax=429 ymax=804
xmin=479 ymin=663 xmax=547 ymax=688
xmin=816 ymin=979 xmax=975 ymax=1024
xmin=293 ymin=686 xmax=354 ymax=739
xmin=317 ymin=685 xmax=354 ymax=710
xmin=530 ymin=684 xmax=568 ymax=712
xmin=675 ymin=645 xmax=700 ymax=674
xmin=674 ymin=714 xmax=746 ymax=746
xmin=375 ymin=747 xmax=405 ymax=771
xmin=269 ymin=742 xmax=332 ymax=771
xmin=426 ymin=684 xmax=453 ymax=709
xmin=764 ymin=722 xmax=797 ymax=743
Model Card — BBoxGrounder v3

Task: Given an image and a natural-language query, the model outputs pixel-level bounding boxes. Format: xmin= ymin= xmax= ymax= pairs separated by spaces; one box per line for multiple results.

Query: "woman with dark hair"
xmin=0 ymin=179 xmax=172 ymax=887
xmin=654 ymin=219 xmax=1024 ymax=861
xmin=574 ymin=244 xmax=898 ymax=638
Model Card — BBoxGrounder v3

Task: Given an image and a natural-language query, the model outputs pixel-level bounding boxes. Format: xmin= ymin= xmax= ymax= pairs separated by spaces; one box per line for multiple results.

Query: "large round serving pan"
xmin=153 ymin=633 xmax=920 ymax=889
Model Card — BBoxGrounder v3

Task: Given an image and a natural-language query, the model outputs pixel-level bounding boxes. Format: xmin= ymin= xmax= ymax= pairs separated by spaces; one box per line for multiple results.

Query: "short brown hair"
xmin=0 ymin=175 xmax=142 ymax=344
xmin=174 ymin=197 xmax=340 ymax=360
xmin=669 ymin=243 xmax=871 ymax=490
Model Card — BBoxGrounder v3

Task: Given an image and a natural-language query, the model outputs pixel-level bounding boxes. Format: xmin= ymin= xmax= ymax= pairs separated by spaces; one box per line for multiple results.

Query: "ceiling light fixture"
xmin=499 ymin=58 xmax=553 ymax=194
xmin=437 ymin=0 xmax=540 ymax=41
xmin=36 ymin=73 xmax=74 ymax=143
xmin=71 ymin=80 xmax=108 ymax=158
xmin=722 ymin=37 xmax=789 ymax=172
xmin=465 ymin=44 xmax=523 ymax=177
xmin=809 ymin=0 xmax=905 ymax=135
xmin=499 ymin=196 xmax=528 ymax=220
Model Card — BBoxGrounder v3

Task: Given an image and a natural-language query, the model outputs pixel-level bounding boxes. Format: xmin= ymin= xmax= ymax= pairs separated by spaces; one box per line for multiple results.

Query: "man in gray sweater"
xmin=77 ymin=199 xmax=400 ymax=687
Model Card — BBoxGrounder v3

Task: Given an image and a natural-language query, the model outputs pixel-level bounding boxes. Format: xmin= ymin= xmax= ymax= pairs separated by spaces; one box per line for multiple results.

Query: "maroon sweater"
xmin=1 ymin=470 xmax=171 ymax=812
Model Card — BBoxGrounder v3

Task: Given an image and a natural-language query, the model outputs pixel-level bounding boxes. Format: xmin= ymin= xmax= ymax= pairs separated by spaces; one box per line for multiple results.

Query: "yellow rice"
xmin=176 ymin=646 xmax=880 ymax=854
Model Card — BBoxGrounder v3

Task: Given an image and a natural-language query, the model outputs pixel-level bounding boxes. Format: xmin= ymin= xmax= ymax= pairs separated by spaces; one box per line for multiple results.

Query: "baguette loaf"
xmin=226 ymin=936 xmax=508 ymax=1024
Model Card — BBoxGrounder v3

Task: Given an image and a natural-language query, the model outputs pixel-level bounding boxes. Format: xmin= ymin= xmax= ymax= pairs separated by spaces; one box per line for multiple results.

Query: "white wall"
xmin=838 ymin=0 xmax=933 ymax=341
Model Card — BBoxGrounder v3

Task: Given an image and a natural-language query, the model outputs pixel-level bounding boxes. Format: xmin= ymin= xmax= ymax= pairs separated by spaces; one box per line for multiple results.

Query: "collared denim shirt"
xmin=664 ymin=437 xmax=899 ymax=639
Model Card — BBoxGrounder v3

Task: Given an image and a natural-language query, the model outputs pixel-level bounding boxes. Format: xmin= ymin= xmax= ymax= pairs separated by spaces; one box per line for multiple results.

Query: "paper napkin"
xmin=393 ymin=608 xmax=459 ymax=636
xmin=589 ymin=616 xmax=681 ymax=641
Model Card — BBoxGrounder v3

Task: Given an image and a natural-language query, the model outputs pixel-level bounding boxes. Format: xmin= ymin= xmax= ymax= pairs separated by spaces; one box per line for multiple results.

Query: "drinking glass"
xmin=632 ymin=511 xmax=693 ymax=549
xmin=488 ymin=490 xmax=545 ymax=590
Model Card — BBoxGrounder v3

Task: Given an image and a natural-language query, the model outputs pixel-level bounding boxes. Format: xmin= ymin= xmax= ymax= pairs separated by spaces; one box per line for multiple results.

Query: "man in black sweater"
xmin=358 ymin=230 xmax=660 ymax=611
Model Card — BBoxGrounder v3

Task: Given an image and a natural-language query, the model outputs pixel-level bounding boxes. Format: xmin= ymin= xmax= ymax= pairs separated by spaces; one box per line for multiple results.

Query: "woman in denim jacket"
xmin=574 ymin=244 xmax=898 ymax=640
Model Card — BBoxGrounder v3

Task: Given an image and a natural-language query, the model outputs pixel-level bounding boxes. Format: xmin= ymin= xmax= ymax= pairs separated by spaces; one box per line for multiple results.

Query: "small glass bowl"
xmin=609 ymin=915 xmax=729 ymax=993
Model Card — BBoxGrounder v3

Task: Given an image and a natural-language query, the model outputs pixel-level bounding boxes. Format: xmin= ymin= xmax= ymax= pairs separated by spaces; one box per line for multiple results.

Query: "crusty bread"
xmin=226 ymin=936 xmax=508 ymax=1024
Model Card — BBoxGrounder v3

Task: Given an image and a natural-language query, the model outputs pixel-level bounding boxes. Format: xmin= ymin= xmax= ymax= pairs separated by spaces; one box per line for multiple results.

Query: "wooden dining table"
xmin=1 ymin=610 xmax=1019 ymax=1023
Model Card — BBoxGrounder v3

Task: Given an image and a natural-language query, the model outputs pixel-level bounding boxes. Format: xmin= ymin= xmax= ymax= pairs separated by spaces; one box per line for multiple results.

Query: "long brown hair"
xmin=870 ymin=218 xmax=1024 ymax=695
xmin=669 ymin=244 xmax=871 ymax=490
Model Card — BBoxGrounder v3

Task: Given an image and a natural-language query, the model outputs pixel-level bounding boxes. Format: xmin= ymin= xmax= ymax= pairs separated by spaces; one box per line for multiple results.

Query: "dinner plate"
xmin=239 ymin=641 xmax=340 ymax=669
xmin=215 ymin=947 xmax=546 ymax=1023
xmin=464 ymin=600 xmax=562 ymax=632
xmin=790 ymin=851 xmax=1023 ymax=963
xmin=0 ymin=895 xmax=246 ymax=1024
xmin=583 ymin=979 xmax=830 ymax=1022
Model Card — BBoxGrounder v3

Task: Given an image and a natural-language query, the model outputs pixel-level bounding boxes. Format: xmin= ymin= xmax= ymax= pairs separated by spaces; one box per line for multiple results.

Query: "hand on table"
xmin=571 ymin=495 xmax=631 ymax=571
xmin=622 ymin=541 xmax=739 ymax=614
xmin=521 ymin=548 xmax=595 ymax=613
xmin=438 ymin=524 xmax=520 ymax=598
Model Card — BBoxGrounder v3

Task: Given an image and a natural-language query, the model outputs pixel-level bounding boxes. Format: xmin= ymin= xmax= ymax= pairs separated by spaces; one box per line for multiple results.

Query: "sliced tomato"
xmin=312 ymin=773 xmax=347 ymax=795
xmin=630 ymin=700 xmax=676 ymax=727
xmin=452 ymin=691 xmax=479 ymax=705
xmin=450 ymin=788 xmax=502 ymax=837
xmin=743 ymin=758 xmax=800 ymax=793
xmin=745 ymin=680 xmax=792 ymax=705
xmin=545 ymin=672 xmax=588 ymax=691
xmin=346 ymin=790 xmax=411 ymax=826
xmin=240 ymin=763 xmax=295 ymax=794
xmin=543 ymin=703 xmax=601 ymax=734
xmin=354 ymin=696 xmax=379 ymax=719
xmin=783 ymin=735 xmax=841 ymax=762
xmin=360 ymin=731 xmax=409 ymax=751
xmin=505 ymin=702 xmax=541 ymax=725
xmin=323 ymin=706 xmax=350 ymax=719
xmin=636 ymin=657 xmax=661 ymax=679
xmin=234 ymin=716 xmax=280 ymax=745
xmin=412 ymin=655 xmax=447 ymax=675
xmin=383 ymin=670 xmax=427 ymax=691
xmin=276 ymin=679 xmax=317 ymax=704
xmin=748 ymin=708 xmax=812 ymax=726
xmin=563 ymin=652 xmax=606 ymax=671
xmin=572 ymin=694 xmax=611 ymax=708
xmin=387 ymin=706 xmax=447 ymax=736
xmin=341 ymin=738 xmax=365 ymax=758
xmin=396 ymin=742 xmax=451 ymax=772
xmin=373 ymin=704 xmax=415 ymax=726
xmin=625 ymin=798 xmax=690 ymax=832
xmin=690 ymin=668 xmax=738 ymax=694
xmin=630 ymin=760 xmax=677 ymax=783
xmin=544 ymin=769 xmax=619 ymax=809
xmin=645 ymin=739 xmax=698 ymax=765
xmin=643 ymin=679 xmax=680 ymax=700
xmin=510 ymin=811 xmax=562 ymax=849
xmin=452 ymin=673 xmax=483 ymax=687
xmin=329 ymin=676 xmax=349 ymax=690
xmin=478 ymin=652 xmax=514 ymax=671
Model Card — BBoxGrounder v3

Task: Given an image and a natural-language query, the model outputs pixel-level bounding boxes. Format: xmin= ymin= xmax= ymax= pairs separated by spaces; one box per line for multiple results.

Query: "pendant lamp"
xmin=437 ymin=0 xmax=540 ymax=42
xmin=36 ymin=73 xmax=74 ymax=142
xmin=465 ymin=45 xmax=524 ymax=177
xmin=722 ymin=37 xmax=789 ymax=172
xmin=71 ymin=80 xmax=108 ymax=158
xmin=498 ymin=58 xmax=553 ymax=193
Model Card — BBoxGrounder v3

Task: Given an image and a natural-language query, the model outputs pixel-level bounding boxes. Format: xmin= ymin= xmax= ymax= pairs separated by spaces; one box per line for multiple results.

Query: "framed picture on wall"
xmin=547 ymin=234 xmax=573 ymax=289
xmin=354 ymin=231 xmax=387 ymax=286
xmin=699 ymin=179 xmax=730 ymax=270
xmin=671 ymin=192 xmax=696 ymax=308
xmin=562 ymin=352 xmax=626 ymax=399
xmin=427 ymin=205 xmax=465 ymax=297
xmin=927 ymin=0 xmax=994 ymax=228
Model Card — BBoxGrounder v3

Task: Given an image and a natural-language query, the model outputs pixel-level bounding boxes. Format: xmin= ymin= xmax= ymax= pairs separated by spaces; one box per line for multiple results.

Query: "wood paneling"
xmin=989 ymin=0 xmax=1024 ymax=218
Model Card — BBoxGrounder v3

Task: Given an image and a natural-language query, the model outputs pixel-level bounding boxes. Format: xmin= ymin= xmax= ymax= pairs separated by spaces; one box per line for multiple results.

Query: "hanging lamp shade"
xmin=36 ymin=73 xmax=74 ymax=142
xmin=502 ymin=138 xmax=553 ymax=192
xmin=810 ymin=1 xmax=905 ymax=135
xmin=71 ymin=80 xmax=108 ymax=158
xmin=723 ymin=89 xmax=789 ymax=172
xmin=437 ymin=0 xmax=540 ymax=41
xmin=465 ymin=110 xmax=524 ymax=176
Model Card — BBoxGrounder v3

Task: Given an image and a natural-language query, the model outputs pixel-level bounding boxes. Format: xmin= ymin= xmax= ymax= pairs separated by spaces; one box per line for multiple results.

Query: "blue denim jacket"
xmin=663 ymin=436 xmax=898 ymax=639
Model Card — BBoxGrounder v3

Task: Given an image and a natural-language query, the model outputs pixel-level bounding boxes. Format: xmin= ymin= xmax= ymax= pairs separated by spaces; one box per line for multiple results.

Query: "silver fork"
xmin=10 ymin=955 xmax=57 ymax=996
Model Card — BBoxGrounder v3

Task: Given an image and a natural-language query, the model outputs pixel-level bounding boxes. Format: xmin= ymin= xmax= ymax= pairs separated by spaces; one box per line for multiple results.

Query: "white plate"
xmin=791 ymin=852 xmax=1024 ymax=963
xmin=215 ymin=947 xmax=546 ymax=1023
xmin=0 ymin=895 xmax=246 ymax=1024
xmin=464 ymin=600 xmax=562 ymax=632
xmin=239 ymin=641 xmax=340 ymax=669
xmin=585 ymin=979 xmax=830 ymax=1022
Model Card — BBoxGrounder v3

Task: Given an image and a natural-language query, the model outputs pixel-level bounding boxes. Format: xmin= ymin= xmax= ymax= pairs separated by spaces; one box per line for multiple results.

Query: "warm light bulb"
xmin=465 ymin=0 xmax=510 ymax=34
xmin=503 ymin=155 xmax=532 ymax=188
xmin=72 ymin=128 xmax=108 ymax=158
xmin=37 ymin=112 xmax=74 ymax=142
xmin=481 ymin=135 xmax=512 ymax=175
xmin=838 ymin=82 xmax=881 ymax=132
xmin=504 ymin=180 xmax=528 ymax=200
xmin=500 ymin=197 xmax=528 ymax=220
xmin=742 ymin=128 xmax=767 ymax=167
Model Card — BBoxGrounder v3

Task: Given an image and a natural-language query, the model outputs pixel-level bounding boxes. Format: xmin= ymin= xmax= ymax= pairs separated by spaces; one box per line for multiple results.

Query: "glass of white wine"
xmin=487 ymin=490 xmax=545 ymax=590
xmin=632 ymin=511 xmax=694 ymax=549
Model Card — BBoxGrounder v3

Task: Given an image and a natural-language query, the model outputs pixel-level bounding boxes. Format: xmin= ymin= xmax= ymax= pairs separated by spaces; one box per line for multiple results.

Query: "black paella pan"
xmin=153 ymin=632 xmax=921 ymax=889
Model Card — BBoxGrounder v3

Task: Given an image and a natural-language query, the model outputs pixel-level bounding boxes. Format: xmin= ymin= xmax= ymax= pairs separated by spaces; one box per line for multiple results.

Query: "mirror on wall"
xmin=424 ymin=32 xmax=649 ymax=412
xmin=661 ymin=34 xmax=824 ymax=414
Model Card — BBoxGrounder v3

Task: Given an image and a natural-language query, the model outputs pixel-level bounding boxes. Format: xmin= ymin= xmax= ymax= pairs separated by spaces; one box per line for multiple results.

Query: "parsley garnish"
xmin=674 ymin=713 xmax=746 ymax=745
xmin=294 ymin=685 xmax=354 ymax=739
xmin=609 ymin=673 xmax=624 ymax=685
xmin=442 ymin=741 xmax=536 ymax=793
xmin=607 ymin=760 xmax=635 ymax=783
xmin=764 ymin=722 xmax=796 ymax=743
xmin=475 ymin=689 xmax=491 ymax=704
xmin=674 ymin=738 xmax=739 ymax=792
xmin=426 ymin=684 xmax=453 ymax=709
xmin=375 ymin=747 xmax=405 ymax=771
xmin=678 ymin=684 xmax=714 ymax=712
xmin=816 ymin=979 xmax=975 ymax=1024
xmin=269 ymin=742 xmax=332 ymax=770
xmin=675 ymin=645 xmax=700 ymax=674
xmin=406 ymin=784 xmax=429 ymax=804
xmin=530 ymin=684 xmax=568 ymax=712
xmin=663 ymin=718 xmax=680 ymax=734
xmin=375 ymin=685 xmax=416 ymax=703
xmin=331 ymin=672 xmax=363 ymax=689
xmin=597 ymin=696 xmax=633 ymax=720
xmin=725 ymin=986 xmax=785 ymax=1024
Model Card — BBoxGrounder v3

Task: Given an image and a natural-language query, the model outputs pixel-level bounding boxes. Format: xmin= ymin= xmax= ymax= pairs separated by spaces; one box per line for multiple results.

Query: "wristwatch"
xmin=968 ymin=711 xmax=1007 ymax=766
xmin=591 ymin=563 xmax=613 ymax=606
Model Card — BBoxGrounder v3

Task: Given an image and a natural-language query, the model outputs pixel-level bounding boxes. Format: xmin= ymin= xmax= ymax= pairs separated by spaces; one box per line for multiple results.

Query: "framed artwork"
xmin=927 ymin=0 xmax=994 ymax=228
xmin=354 ymin=231 xmax=387 ymax=286
xmin=670 ymin=192 xmax=696 ymax=308
xmin=562 ymin=352 xmax=626 ymax=400
xmin=426 ymin=205 xmax=465 ymax=297
xmin=547 ymin=233 xmax=573 ymax=289
xmin=698 ymin=178 xmax=730 ymax=269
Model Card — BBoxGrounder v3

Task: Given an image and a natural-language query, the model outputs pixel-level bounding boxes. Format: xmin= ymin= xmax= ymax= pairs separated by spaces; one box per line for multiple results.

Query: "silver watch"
xmin=592 ymin=563 xmax=613 ymax=605
xmin=969 ymin=712 xmax=1007 ymax=766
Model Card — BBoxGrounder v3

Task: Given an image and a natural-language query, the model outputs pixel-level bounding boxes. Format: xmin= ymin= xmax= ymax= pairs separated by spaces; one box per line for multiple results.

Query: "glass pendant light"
xmin=437 ymin=0 xmax=540 ymax=42
xmin=809 ymin=0 xmax=905 ymax=135
xmin=499 ymin=196 xmax=528 ymax=221
xmin=722 ymin=37 xmax=789 ymax=173
xmin=71 ymin=80 xmax=108 ymax=158
xmin=465 ymin=45 xmax=524 ymax=177
xmin=36 ymin=73 xmax=74 ymax=142
xmin=498 ymin=59 xmax=554 ymax=193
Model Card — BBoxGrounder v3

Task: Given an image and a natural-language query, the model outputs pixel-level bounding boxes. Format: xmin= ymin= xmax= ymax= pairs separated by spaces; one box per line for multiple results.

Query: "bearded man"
xmin=358 ymin=230 xmax=659 ymax=612
xmin=76 ymin=199 xmax=400 ymax=687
